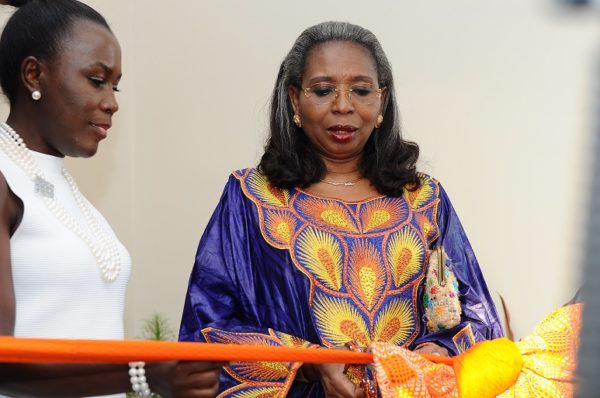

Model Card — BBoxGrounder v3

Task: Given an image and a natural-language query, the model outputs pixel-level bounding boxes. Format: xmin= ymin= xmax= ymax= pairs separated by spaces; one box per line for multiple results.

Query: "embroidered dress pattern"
xmin=180 ymin=168 xmax=504 ymax=397
xmin=452 ymin=324 xmax=477 ymax=354
xmin=202 ymin=169 xmax=438 ymax=396
xmin=238 ymin=168 xmax=439 ymax=349
xmin=203 ymin=328 xmax=316 ymax=397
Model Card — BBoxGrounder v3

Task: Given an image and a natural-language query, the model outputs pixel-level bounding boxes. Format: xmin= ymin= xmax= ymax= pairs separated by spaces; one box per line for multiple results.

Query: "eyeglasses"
xmin=302 ymin=84 xmax=385 ymax=106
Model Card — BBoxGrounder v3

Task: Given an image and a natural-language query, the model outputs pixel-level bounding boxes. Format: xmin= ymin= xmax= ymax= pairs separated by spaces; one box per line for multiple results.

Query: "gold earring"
xmin=375 ymin=114 xmax=383 ymax=128
xmin=293 ymin=114 xmax=302 ymax=128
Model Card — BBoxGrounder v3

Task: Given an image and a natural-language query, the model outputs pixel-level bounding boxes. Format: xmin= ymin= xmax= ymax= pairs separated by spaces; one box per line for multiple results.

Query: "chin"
xmin=82 ymin=145 xmax=100 ymax=158
xmin=68 ymin=143 xmax=100 ymax=158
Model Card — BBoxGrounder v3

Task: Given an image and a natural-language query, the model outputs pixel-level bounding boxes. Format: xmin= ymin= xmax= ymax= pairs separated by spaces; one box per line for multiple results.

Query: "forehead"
xmin=302 ymin=40 xmax=378 ymax=83
xmin=54 ymin=19 xmax=121 ymax=70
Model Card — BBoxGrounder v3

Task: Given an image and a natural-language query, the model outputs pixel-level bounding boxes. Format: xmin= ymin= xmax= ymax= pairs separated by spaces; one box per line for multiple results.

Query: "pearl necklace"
xmin=0 ymin=122 xmax=121 ymax=282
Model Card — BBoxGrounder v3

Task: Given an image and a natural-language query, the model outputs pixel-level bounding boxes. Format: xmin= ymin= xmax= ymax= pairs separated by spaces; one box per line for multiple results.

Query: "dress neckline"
xmin=30 ymin=150 xmax=65 ymax=176
xmin=293 ymin=186 xmax=388 ymax=205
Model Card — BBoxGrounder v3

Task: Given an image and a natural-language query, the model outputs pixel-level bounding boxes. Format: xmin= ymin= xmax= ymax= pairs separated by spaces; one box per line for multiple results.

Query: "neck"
xmin=321 ymin=154 xmax=362 ymax=176
xmin=7 ymin=108 xmax=60 ymax=156
xmin=318 ymin=156 xmax=364 ymax=187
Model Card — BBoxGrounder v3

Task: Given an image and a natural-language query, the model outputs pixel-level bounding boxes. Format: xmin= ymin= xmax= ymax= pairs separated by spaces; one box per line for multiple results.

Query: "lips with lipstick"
xmin=90 ymin=122 xmax=111 ymax=138
xmin=327 ymin=125 xmax=358 ymax=143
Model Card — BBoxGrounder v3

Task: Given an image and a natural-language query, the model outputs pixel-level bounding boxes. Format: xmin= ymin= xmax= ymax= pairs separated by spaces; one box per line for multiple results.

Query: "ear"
xmin=378 ymin=87 xmax=388 ymax=116
xmin=288 ymin=85 xmax=301 ymax=115
xmin=20 ymin=56 xmax=44 ymax=95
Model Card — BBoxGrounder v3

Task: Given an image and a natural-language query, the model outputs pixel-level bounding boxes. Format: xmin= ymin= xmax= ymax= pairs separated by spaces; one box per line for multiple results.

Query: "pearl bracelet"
xmin=128 ymin=361 xmax=152 ymax=397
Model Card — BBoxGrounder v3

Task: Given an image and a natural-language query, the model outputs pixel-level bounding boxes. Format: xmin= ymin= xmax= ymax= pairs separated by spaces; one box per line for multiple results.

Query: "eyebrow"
xmin=306 ymin=75 xmax=376 ymax=85
xmin=90 ymin=62 xmax=122 ymax=79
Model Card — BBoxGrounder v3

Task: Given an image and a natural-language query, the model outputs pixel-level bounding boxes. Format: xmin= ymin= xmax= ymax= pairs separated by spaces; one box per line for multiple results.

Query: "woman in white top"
xmin=0 ymin=0 xmax=221 ymax=396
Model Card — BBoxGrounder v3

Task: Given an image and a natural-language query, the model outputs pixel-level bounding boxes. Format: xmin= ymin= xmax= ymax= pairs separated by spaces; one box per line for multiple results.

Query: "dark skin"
xmin=0 ymin=1 xmax=27 ymax=7
xmin=0 ymin=173 xmax=18 ymax=336
xmin=289 ymin=41 xmax=448 ymax=397
xmin=0 ymin=19 xmax=223 ymax=397
xmin=288 ymin=41 xmax=384 ymax=204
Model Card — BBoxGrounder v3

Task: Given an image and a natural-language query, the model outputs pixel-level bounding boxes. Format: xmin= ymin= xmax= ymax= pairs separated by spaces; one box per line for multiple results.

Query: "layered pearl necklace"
xmin=0 ymin=122 xmax=121 ymax=282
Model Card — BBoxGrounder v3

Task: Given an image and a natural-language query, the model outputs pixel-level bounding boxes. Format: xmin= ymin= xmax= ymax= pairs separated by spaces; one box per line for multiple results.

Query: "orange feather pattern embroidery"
xmin=295 ymin=227 xmax=344 ymax=290
xmin=296 ymin=197 xmax=358 ymax=233
xmin=264 ymin=210 xmax=296 ymax=246
xmin=247 ymin=172 xmax=289 ymax=207
xmin=360 ymin=198 xmax=408 ymax=233
xmin=349 ymin=240 xmax=386 ymax=310
xmin=373 ymin=298 xmax=415 ymax=345
xmin=386 ymin=228 xmax=425 ymax=288
xmin=313 ymin=293 xmax=370 ymax=347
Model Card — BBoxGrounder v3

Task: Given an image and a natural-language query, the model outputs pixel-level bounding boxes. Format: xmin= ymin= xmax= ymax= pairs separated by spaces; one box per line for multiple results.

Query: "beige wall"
xmin=1 ymin=1 xmax=598 ymax=339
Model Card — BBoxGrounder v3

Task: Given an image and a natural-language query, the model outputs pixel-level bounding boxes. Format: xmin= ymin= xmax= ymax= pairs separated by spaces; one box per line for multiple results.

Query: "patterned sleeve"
xmin=411 ymin=182 xmax=504 ymax=355
xmin=179 ymin=173 xmax=317 ymax=397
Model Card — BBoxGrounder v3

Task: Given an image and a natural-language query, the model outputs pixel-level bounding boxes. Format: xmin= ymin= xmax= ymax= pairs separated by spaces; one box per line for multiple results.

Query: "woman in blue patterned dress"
xmin=180 ymin=21 xmax=503 ymax=398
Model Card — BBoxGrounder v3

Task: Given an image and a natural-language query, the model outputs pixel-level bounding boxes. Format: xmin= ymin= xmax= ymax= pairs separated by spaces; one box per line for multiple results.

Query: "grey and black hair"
xmin=258 ymin=21 xmax=420 ymax=196
xmin=0 ymin=0 xmax=111 ymax=106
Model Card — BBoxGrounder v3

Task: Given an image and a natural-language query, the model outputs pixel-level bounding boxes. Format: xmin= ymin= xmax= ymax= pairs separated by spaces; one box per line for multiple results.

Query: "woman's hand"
xmin=413 ymin=342 xmax=449 ymax=356
xmin=297 ymin=343 xmax=367 ymax=397
xmin=313 ymin=363 xmax=365 ymax=398
xmin=148 ymin=361 xmax=223 ymax=398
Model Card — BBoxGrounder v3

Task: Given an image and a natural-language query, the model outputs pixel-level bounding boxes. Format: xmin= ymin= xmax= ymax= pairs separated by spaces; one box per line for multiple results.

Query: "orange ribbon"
xmin=0 ymin=304 xmax=581 ymax=398
xmin=0 ymin=337 xmax=373 ymax=364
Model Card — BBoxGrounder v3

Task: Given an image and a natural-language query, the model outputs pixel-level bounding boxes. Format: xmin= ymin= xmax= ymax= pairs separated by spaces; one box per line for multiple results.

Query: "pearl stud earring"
xmin=31 ymin=90 xmax=41 ymax=101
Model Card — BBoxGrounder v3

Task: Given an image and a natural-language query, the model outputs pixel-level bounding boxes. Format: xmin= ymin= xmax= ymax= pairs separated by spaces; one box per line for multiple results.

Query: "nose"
xmin=101 ymin=90 xmax=119 ymax=115
xmin=331 ymin=89 xmax=354 ymax=113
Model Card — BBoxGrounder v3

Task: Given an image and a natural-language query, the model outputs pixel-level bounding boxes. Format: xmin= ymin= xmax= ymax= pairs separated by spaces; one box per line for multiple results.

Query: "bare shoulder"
xmin=0 ymin=171 xmax=23 ymax=236
xmin=0 ymin=171 xmax=10 ymax=223
xmin=0 ymin=170 xmax=16 ymax=336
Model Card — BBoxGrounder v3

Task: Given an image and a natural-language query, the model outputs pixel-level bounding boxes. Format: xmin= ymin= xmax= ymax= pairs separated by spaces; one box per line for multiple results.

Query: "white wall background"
xmin=1 ymin=0 xmax=598 ymax=340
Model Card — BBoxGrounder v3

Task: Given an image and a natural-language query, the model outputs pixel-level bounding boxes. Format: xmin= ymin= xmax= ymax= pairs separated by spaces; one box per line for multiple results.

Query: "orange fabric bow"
xmin=372 ymin=304 xmax=582 ymax=398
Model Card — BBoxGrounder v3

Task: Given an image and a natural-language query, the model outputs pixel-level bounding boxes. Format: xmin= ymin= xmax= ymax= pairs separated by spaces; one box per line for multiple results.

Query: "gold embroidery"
xmin=295 ymin=227 xmax=343 ymax=291
xmin=247 ymin=171 xmax=289 ymax=207
xmin=312 ymin=293 xmax=370 ymax=346
xmin=264 ymin=210 xmax=296 ymax=246
xmin=405 ymin=175 xmax=436 ymax=209
xmin=349 ymin=240 xmax=386 ymax=310
xmin=452 ymin=324 xmax=476 ymax=354
xmin=366 ymin=209 xmax=391 ymax=230
xmin=373 ymin=298 xmax=415 ymax=345
xmin=225 ymin=386 xmax=284 ymax=398
xmin=296 ymin=197 xmax=358 ymax=233
xmin=359 ymin=268 xmax=377 ymax=305
xmin=321 ymin=209 xmax=354 ymax=230
xmin=415 ymin=213 xmax=435 ymax=240
xmin=276 ymin=223 xmax=291 ymax=242
xmin=203 ymin=328 xmax=310 ymax=398
xmin=360 ymin=198 xmax=408 ymax=233
xmin=386 ymin=228 xmax=425 ymax=288
xmin=233 ymin=361 xmax=289 ymax=382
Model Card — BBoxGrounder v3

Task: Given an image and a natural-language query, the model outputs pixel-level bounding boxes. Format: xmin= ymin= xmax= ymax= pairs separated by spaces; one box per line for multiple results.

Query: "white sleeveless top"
xmin=0 ymin=148 xmax=130 ymax=397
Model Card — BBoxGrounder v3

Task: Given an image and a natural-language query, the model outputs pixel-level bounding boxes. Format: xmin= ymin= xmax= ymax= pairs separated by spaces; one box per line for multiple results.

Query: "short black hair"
xmin=0 ymin=0 xmax=111 ymax=105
